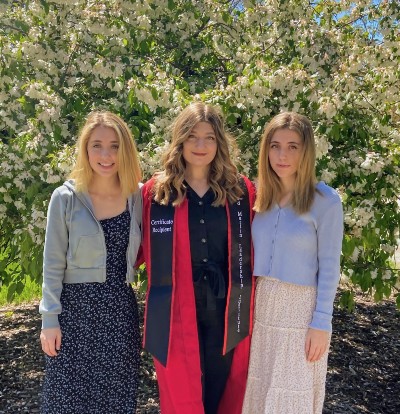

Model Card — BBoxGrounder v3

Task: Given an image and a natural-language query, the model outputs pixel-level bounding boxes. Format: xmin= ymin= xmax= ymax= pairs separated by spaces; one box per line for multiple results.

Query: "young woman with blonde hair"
xmin=39 ymin=111 xmax=142 ymax=413
xmin=140 ymin=102 xmax=256 ymax=414
xmin=242 ymin=112 xmax=343 ymax=413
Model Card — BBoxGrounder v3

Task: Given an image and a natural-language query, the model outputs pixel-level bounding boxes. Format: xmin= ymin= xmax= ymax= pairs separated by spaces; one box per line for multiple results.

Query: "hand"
xmin=40 ymin=327 xmax=62 ymax=357
xmin=305 ymin=328 xmax=329 ymax=362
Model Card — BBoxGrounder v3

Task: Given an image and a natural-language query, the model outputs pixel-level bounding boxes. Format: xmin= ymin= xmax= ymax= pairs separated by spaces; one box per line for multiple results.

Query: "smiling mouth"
xmin=99 ymin=163 xmax=114 ymax=167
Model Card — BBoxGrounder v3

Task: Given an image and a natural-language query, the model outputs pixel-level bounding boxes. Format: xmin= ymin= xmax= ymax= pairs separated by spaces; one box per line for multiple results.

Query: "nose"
xmin=100 ymin=148 xmax=112 ymax=157
xmin=194 ymin=137 xmax=206 ymax=148
xmin=278 ymin=148 xmax=288 ymax=159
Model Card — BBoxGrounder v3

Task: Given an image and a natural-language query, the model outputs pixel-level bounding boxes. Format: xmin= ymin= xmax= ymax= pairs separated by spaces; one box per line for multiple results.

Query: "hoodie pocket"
xmin=74 ymin=233 xmax=105 ymax=268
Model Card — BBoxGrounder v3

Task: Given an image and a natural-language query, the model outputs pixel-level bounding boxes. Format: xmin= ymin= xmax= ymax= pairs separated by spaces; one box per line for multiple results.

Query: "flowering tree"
xmin=0 ymin=0 xmax=399 ymax=308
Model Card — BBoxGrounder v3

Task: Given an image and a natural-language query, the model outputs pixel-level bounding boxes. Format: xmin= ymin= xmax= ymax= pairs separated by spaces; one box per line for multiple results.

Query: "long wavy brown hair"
xmin=153 ymin=102 xmax=243 ymax=206
xmin=254 ymin=112 xmax=317 ymax=214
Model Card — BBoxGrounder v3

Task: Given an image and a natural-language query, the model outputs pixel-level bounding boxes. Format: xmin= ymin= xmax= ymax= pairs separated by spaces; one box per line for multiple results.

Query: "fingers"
xmin=40 ymin=329 xmax=62 ymax=357
xmin=47 ymin=338 xmax=58 ymax=357
xmin=305 ymin=334 xmax=311 ymax=359
xmin=41 ymin=338 xmax=54 ymax=357
xmin=311 ymin=345 xmax=327 ymax=362
xmin=307 ymin=343 xmax=320 ymax=362
xmin=305 ymin=328 xmax=329 ymax=362
xmin=55 ymin=332 xmax=62 ymax=352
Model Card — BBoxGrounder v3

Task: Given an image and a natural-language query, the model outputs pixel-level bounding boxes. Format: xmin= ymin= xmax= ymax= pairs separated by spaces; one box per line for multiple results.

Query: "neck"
xmin=89 ymin=175 xmax=121 ymax=196
xmin=184 ymin=165 xmax=209 ymax=183
xmin=278 ymin=177 xmax=296 ymax=207
xmin=279 ymin=176 xmax=295 ymax=195
xmin=184 ymin=166 xmax=210 ymax=197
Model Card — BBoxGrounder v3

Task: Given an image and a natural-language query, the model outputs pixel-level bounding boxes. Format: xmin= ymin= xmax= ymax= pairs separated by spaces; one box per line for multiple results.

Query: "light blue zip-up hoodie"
xmin=39 ymin=180 xmax=142 ymax=329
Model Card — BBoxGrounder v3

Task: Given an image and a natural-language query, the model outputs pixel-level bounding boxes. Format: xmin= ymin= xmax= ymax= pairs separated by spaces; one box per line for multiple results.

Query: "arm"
xmin=39 ymin=188 xmax=69 ymax=355
xmin=306 ymin=197 xmax=343 ymax=361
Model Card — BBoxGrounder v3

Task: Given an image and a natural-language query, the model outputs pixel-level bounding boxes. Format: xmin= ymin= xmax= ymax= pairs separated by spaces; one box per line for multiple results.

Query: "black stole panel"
xmin=225 ymin=178 xmax=252 ymax=353
xmin=145 ymin=201 xmax=175 ymax=366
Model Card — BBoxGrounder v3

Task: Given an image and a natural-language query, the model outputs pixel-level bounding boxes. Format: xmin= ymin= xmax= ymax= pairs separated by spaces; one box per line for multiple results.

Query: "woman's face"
xmin=182 ymin=122 xmax=218 ymax=171
xmin=87 ymin=126 xmax=119 ymax=179
xmin=268 ymin=128 xmax=303 ymax=185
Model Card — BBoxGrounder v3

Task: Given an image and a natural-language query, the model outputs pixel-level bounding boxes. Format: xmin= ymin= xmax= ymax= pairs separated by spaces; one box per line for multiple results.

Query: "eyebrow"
xmin=90 ymin=139 xmax=119 ymax=143
xmin=270 ymin=140 xmax=301 ymax=144
xmin=189 ymin=132 xmax=216 ymax=136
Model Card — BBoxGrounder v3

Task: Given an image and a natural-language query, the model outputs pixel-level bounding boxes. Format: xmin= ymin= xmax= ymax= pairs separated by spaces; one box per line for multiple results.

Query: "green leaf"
xmin=131 ymin=125 xmax=140 ymax=139
xmin=383 ymin=284 xmax=391 ymax=298
xmin=151 ymin=87 xmax=158 ymax=100
xmin=14 ymin=19 xmax=30 ymax=34
xmin=330 ymin=124 xmax=340 ymax=140
xmin=0 ymin=259 xmax=7 ymax=273
xmin=226 ymin=113 xmax=237 ymax=125
xmin=222 ymin=12 xmax=230 ymax=23
xmin=168 ymin=0 xmax=175 ymax=10
xmin=374 ymin=289 xmax=383 ymax=302
xmin=16 ymin=280 xmax=25 ymax=295
xmin=140 ymin=40 xmax=149 ymax=53
xmin=339 ymin=290 xmax=355 ymax=311
xmin=128 ymin=89 xmax=136 ymax=107
xmin=6 ymin=282 xmax=17 ymax=302
xmin=342 ymin=235 xmax=356 ymax=257
xmin=40 ymin=0 xmax=50 ymax=15
xmin=26 ymin=182 xmax=41 ymax=201
xmin=359 ymin=272 xmax=371 ymax=292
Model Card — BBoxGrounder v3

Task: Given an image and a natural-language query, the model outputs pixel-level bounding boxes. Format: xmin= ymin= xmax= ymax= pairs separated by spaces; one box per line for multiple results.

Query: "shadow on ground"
xmin=0 ymin=290 xmax=399 ymax=413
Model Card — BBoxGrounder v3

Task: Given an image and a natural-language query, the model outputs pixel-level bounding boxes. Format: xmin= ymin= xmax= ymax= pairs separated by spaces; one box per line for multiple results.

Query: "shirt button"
xmin=199 ymin=201 xmax=203 ymax=205
xmin=201 ymin=238 xmax=206 ymax=243
xmin=203 ymin=258 xmax=208 ymax=263
xmin=200 ymin=219 xmax=205 ymax=224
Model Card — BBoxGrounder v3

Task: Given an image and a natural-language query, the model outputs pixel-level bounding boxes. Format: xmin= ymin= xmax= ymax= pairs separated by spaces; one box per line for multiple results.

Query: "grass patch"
xmin=0 ymin=276 xmax=41 ymax=306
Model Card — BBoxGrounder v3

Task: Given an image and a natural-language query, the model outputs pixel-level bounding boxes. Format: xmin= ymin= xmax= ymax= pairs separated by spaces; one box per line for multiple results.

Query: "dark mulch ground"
xmin=0 ymin=290 xmax=399 ymax=414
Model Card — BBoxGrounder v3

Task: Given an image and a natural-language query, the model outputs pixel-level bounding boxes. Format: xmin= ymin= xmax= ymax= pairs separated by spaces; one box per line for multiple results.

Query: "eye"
xmin=111 ymin=144 xmax=119 ymax=150
xmin=289 ymin=145 xmax=299 ymax=150
xmin=270 ymin=144 xmax=278 ymax=149
xmin=206 ymin=136 xmax=216 ymax=141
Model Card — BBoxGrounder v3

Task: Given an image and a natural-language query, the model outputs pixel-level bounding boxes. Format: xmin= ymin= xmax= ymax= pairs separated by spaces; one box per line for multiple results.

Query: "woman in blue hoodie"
xmin=39 ymin=111 xmax=142 ymax=413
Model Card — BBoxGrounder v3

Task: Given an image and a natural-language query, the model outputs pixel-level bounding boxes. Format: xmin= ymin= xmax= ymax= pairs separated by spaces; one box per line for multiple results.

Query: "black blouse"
xmin=186 ymin=184 xmax=228 ymax=300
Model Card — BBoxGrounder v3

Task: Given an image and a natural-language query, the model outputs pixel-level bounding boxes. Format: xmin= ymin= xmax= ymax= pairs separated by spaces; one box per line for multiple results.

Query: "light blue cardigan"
xmin=39 ymin=180 xmax=142 ymax=329
xmin=252 ymin=181 xmax=343 ymax=331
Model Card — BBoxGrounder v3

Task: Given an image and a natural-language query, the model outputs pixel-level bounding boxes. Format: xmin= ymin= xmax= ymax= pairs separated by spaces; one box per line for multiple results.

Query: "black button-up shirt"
xmin=186 ymin=184 xmax=228 ymax=303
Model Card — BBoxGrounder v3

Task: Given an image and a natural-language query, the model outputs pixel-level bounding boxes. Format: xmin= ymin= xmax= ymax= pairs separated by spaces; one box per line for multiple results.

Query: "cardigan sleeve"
xmin=310 ymin=197 xmax=343 ymax=332
xmin=39 ymin=188 xmax=69 ymax=329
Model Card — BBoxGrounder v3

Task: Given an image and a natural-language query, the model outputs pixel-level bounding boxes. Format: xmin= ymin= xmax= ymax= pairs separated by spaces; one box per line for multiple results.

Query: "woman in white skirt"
xmin=242 ymin=112 xmax=343 ymax=414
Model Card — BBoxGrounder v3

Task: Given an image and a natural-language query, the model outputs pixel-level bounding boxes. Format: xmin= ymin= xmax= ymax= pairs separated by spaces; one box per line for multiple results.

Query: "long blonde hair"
xmin=254 ymin=112 xmax=317 ymax=214
xmin=153 ymin=102 xmax=243 ymax=206
xmin=70 ymin=111 xmax=142 ymax=198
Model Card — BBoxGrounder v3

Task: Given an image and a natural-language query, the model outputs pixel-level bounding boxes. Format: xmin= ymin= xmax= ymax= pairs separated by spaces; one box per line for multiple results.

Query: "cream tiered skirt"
xmin=242 ymin=277 xmax=330 ymax=414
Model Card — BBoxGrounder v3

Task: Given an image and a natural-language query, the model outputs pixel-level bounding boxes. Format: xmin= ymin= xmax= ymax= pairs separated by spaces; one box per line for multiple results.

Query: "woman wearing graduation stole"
xmin=140 ymin=102 xmax=256 ymax=414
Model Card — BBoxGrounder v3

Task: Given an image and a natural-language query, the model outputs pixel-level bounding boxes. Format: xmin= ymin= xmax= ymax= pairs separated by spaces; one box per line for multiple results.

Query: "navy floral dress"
xmin=41 ymin=210 xmax=140 ymax=413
